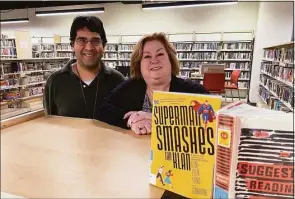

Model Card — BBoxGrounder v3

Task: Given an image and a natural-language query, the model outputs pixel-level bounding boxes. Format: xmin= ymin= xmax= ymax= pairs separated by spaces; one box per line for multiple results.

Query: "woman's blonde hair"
xmin=130 ymin=32 xmax=180 ymax=79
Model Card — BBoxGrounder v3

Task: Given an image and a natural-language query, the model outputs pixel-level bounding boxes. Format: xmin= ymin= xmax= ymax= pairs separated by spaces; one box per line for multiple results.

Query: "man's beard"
xmin=79 ymin=54 xmax=102 ymax=71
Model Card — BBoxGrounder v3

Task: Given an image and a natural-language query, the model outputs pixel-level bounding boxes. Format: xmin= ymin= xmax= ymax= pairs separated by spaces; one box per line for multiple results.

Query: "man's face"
xmin=72 ymin=27 xmax=104 ymax=70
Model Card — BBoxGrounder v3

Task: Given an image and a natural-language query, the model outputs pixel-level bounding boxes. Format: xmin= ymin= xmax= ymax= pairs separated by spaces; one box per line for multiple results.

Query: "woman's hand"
xmin=123 ymin=111 xmax=152 ymax=128
xmin=130 ymin=119 xmax=152 ymax=135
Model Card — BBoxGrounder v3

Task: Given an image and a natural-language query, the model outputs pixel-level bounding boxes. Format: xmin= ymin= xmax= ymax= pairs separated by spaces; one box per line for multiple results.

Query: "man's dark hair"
xmin=70 ymin=16 xmax=107 ymax=47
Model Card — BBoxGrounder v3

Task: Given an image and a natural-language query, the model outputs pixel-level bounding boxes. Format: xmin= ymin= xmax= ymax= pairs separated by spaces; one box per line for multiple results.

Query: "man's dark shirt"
xmin=44 ymin=59 xmax=125 ymax=119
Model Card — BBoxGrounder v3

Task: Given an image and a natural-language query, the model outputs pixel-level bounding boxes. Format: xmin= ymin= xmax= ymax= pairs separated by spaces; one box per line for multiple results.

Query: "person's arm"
xmin=96 ymin=80 xmax=136 ymax=129
xmin=43 ymin=76 xmax=57 ymax=115
xmin=192 ymin=81 xmax=209 ymax=94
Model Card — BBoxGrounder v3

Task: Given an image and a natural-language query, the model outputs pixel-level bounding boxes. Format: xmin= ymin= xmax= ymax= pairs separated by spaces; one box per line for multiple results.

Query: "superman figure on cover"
xmin=191 ymin=100 xmax=215 ymax=128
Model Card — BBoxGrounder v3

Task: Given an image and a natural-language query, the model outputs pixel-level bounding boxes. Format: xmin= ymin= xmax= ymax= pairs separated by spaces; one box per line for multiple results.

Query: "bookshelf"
xmin=0 ymin=57 xmax=70 ymax=120
xmin=1 ymin=34 xmax=17 ymax=58
xmin=31 ymin=37 xmax=55 ymax=58
xmin=174 ymin=41 xmax=253 ymax=100
xmin=258 ymin=42 xmax=294 ymax=112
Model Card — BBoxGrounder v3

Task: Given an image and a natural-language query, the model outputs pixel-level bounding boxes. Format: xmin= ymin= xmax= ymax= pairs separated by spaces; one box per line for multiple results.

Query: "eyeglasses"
xmin=75 ymin=37 xmax=103 ymax=46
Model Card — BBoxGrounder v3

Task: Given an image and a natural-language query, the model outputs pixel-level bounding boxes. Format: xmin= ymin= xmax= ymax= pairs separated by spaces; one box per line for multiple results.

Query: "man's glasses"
xmin=75 ymin=37 xmax=103 ymax=46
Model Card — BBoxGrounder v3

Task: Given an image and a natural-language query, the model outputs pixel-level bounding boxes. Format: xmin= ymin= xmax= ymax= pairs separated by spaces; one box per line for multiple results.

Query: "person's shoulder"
xmin=45 ymin=69 xmax=66 ymax=86
xmin=103 ymin=65 xmax=124 ymax=80
xmin=174 ymin=77 xmax=209 ymax=94
xmin=113 ymin=77 xmax=144 ymax=91
xmin=106 ymin=67 xmax=124 ymax=77
xmin=46 ymin=60 xmax=74 ymax=84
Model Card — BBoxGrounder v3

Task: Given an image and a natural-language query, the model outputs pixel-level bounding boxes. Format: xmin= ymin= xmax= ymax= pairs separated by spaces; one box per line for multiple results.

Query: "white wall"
xmin=1 ymin=2 xmax=259 ymax=38
xmin=249 ymin=1 xmax=293 ymax=103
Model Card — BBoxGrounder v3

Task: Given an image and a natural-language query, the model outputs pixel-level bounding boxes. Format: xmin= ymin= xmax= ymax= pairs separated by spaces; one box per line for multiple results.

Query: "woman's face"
xmin=140 ymin=40 xmax=172 ymax=86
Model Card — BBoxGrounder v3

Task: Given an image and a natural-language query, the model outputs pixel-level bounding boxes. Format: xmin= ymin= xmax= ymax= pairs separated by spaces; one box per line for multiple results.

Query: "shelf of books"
xmin=0 ymin=57 xmax=70 ymax=121
xmin=1 ymin=34 xmax=17 ymax=59
xmin=258 ymin=42 xmax=294 ymax=112
xmin=174 ymin=41 xmax=252 ymax=91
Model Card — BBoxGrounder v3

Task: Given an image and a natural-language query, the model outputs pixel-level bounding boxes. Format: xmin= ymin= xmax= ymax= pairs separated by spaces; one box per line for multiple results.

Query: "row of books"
xmin=104 ymin=61 xmax=116 ymax=68
xmin=1 ymin=48 xmax=17 ymax=56
xmin=258 ymin=86 xmax=291 ymax=112
xmin=26 ymin=75 xmax=45 ymax=84
xmin=33 ymin=52 xmax=55 ymax=58
xmin=225 ymin=62 xmax=250 ymax=70
xmin=104 ymin=42 xmax=253 ymax=52
xmin=105 ymin=44 xmax=117 ymax=51
xmin=179 ymin=62 xmax=203 ymax=68
xmin=118 ymin=44 xmax=136 ymax=51
xmin=103 ymin=52 xmax=132 ymax=59
xmin=0 ymin=85 xmax=43 ymax=101
xmin=223 ymin=42 xmax=252 ymax=50
xmin=173 ymin=43 xmax=219 ymax=50
xmin=104 ymin=53 xmax=118 ymax=59
xmin=0 ymin=34 xmax=10 ymax=40
xmin=172 ymin=42 xmax=253 ymax=51
xmin=56 ymin=44 xmax=72 ymax=51
xmin=0 ymin=62 xmax=64 ymax=75
xmin=177 ymin=52 xmax=218 ymax=60
xmin=56 ymin=52 xmax=74 ymax=58
xmin=263 ymin=47 xmax=294 ymax=63
xmin=179 ymin=62 xmax=251 ymax=70
xmin=25 ymin=86 xmax=43 ymax=97
xmin=0 ymin=39 xmax=15 ymax=47
xmin=103 ymin=52 xmax=251 ymax=61
xmin=260 ymin=75 xmax=294 ymax=108
xmin=261 ymin=63 xmax=293 ymax=84
xmin=220 ymin=52 xmax=251 ymax=60
xmin=32 ymin=44 xmax=54 ymax=51
xmin=233 ymin=81 xmax=249 ymax=88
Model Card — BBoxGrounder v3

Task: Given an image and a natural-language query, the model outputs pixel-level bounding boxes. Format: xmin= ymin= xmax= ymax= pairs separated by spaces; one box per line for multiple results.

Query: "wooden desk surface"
xmin=1 ymin=116 xmax=164 ymax=198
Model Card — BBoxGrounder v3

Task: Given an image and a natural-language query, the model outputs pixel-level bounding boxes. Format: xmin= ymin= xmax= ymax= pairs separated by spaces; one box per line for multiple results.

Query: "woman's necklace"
xmin=75 ymin=65 xmax=99 ymax=119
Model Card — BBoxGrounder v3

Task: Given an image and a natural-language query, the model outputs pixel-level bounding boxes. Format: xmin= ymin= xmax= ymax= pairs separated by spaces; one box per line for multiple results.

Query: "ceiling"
xmin=0 ymin=1 xmax=233 ymax=11
xmin=0 ymin=1 xmax=144 ymax=11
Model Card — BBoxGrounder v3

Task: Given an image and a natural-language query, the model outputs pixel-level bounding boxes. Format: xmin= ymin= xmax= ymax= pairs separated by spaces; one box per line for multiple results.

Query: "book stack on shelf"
xmin=258 ymin=42 xmax=294 ymax=112
xmin=1 ymin=34 xmax=17 ymax=59
xmin=55 ymin=43 xmax=74 ymax=58
xmin=103 ymin=43 xmax=118 ymax=69
xmin=32 ymin=43 xmax=55 ymax=58
xmin=0 ymin=58 xmax=69 ymax=120
xmin=173 ymin=42 xmax=219 ymax=79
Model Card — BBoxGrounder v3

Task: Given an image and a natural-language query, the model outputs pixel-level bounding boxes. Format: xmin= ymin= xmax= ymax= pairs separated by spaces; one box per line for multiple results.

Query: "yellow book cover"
xmin=149 ymin=91 xmax=222 ymax=198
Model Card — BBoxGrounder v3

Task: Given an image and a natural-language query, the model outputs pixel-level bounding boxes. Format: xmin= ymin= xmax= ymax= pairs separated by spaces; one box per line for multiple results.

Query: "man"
xmin=44 ymin=16 xmax=125 ymax=119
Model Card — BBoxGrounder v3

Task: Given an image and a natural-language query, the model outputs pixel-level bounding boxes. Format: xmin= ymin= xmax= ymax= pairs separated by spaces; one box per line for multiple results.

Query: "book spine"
xmin=214 ymin=114 xmax=239 ymax=198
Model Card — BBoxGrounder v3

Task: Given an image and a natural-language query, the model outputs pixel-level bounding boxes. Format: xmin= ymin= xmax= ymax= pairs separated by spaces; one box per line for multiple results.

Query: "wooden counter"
xmin=1 ymin=116 xmax=164 ymax=198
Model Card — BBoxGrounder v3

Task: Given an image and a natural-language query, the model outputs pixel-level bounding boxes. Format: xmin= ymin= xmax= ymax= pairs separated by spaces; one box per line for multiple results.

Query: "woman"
xmin=96 ymin=32 xmax=208 ymax=134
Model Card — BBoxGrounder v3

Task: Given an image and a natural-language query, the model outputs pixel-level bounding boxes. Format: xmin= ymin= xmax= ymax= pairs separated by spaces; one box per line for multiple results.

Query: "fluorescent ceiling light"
xmin=0 ymin=18 xmax=29 ymax=24
xmin=35 ymin=8 xmax=104 ymax=17
xmin=142 ymin=1 xmax=238 ymax=10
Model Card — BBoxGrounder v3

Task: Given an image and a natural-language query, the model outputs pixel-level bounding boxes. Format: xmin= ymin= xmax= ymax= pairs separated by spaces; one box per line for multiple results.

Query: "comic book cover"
xmin=149 ymin=91 xmax=222 ymax=198
xmin=214 ymin=101 xmax=294 ymax=199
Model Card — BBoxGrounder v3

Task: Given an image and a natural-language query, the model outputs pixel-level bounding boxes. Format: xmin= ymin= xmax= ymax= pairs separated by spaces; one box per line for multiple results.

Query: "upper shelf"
xmin=263 ymin=42 xmax=294 ymax=50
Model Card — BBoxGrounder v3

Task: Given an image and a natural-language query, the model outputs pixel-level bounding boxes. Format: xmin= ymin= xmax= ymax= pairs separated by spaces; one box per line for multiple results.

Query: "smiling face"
xmin=140 ymin=40 xmax=172 ymax=86
xmin=72 ymin=27 xmax=104 ymax=70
